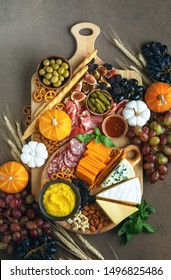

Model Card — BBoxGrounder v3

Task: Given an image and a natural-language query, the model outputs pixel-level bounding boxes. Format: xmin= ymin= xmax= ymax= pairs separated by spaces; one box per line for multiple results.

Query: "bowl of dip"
xmin=102 ymin=114 xmax=128 ymax=139
xmin=39 ymin=179 xmax=81 ymax=221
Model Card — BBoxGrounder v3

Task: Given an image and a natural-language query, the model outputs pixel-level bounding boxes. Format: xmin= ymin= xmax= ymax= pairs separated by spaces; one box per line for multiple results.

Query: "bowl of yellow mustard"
xmin=39 ymin=179 xmax=81 ymax=221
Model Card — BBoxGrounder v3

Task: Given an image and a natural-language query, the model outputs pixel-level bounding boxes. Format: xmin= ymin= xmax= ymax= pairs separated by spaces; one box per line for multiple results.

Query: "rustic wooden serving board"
xmin=30 ymin=22 xmax=143 ymax=234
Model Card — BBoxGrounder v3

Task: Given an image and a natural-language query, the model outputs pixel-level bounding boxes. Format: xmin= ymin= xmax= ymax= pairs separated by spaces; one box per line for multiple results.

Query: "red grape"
xmin=142 ymin=145 xmax=151 ymax=155
xmin=144 ymin=154 xmax=156 ymax=162
xmin=2 ymin=234 xmax=12 ymax=243
xmin=145 ymin=168 xmax=155 ymax=176
xmin=159 ymin=134 xmax=167 ymax=145
xmin=139 ymin=132 xmax=149 ymax=142
xmin=26 ymin=221 xmax=37 ymax=230
xmin=0 ymin=198 xmax=6 ymax=208
xmin=7 ymin=244 xmax=14 ymax=254
xmin=12 ymin=208 xmax=22 ymax=219
xmin=12 ymin=232 xmax=21 ymax=242
xmin=149 ymin=130 xmax=157 ymax=138
xmin=143 ymin=162 xmax=155 ymax=170
xmin=35 ymin=218 xmax=44 ymax=227
xmin=131 ymin=136 xmax=142 ymax=146
xmin=26 ymin=208 xmax=35 ymax=220
xmin=133 ymin=126 xmax=142 ymax=136
xmin=9 ymin=198 xmax=22 ymax=208
xmin=20 ymin=216 xmax=29 ymax=224
xmin=163 ymin=111 xmax=171 ymax=126
xmin=158 ymin=164 xmax=168 ymax=174
xmin=29 ymin=229 xmax=38 ymax=238
xmin=149 ymin=171 xmax=160 ymax=183
xmin=0 ymin=223 xmax=8 ymax=233
xmin=159 ymin=174 xmax=165 ymax=181
xmin=10 ymin=223 xmax=21 ymax=232
xmin=142 ymin=125 xmax=150 ymax=134
xmin=127 ymin=129 xmax=135 ymax=138
xmin=5 ymin=194 xmax=14 ymax=205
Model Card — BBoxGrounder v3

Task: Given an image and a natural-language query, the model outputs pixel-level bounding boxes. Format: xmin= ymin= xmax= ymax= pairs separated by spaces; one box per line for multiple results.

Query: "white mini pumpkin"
xmin=21 ymin=141 xmax=48 ymax=168
xmin=122 ymin=100 xmax=151 ymax=127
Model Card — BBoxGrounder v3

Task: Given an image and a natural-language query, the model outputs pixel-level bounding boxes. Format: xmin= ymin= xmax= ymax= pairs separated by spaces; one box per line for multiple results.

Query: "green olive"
xmin=43 ymin=59 xmax=50 ymax=66
xmin=56 ymin=58 xmax=62 ymax=65
xmin=43 ymin=78 xmax=50 ymax=85
xmin=61 ymin=62 xmax=69 ymax=69
xmin=50 ymin=59 xmax=55 ymax=65
xmin=63 ymin=70 xmax=70 ymax=78
xmin=53 ymin=70 xmax=59 ymax=76
xmin=58 ymin=67 xmax=65 ymax=75
xmin=46 ymin=66 xmax=53 ymax=73
xmin=39 ymin=68 xmax=46 ymax=76
xmin=59 ymin=75 xmax=64 ymax=82
xmin=45 ymin=73 xmax=52 ymax=80
xmin=53 ymin=80 xmax=62 ymax=87
xmin=51 ymin=76 xmax=59 ymax=83
xmin=52 ymin=63 xmax=59 ymax=70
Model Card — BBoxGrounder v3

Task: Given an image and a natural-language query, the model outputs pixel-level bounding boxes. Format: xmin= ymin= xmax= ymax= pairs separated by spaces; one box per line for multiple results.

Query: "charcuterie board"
xmin=30 ymin=22 xmax=143 ymax=234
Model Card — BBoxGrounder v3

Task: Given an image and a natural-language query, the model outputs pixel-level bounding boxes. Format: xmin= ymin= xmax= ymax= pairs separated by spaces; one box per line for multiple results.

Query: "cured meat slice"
xmin=67 ymin=148 xmax=81 ymax=162
xmin=79 ymin=110 xmax=103 ymax=132
xmin=64 ymin=151 xmax=78 ymax=168
xmin=70 ymin=138 xmax=86 ymax=156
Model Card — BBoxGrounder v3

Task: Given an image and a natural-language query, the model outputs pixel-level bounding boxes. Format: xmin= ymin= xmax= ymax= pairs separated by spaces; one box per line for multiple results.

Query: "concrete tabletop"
xmin=0 ymin=0 xmax=171 ymax=260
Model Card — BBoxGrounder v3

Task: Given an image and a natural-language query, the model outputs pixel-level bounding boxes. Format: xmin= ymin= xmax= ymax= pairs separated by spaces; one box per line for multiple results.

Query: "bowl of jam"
xmin=102 ymin=114 xmax=128 ymax=139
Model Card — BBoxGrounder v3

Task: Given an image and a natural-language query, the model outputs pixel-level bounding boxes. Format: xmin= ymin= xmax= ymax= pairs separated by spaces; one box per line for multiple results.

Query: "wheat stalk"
xmin=76 ymin=234 xmax=104 ymax=260
xmin=52 ymin=229 xmax=91 ymax=260
xmin=104 ymin=30 xmax=144 ymax=69
xmin=16 ymin=122 xmax=26 ymax=146
xmin=3 ymin=116 xmax=23 ymax=151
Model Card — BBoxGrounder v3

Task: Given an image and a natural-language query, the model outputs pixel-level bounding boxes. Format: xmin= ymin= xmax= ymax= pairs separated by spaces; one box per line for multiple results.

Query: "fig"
xmin=71 ymin=81 xmax=83 ymax=93
xmin=106 ymin=69 xmax=116 ymax=79
xmin=71 ymin=91 xmax=86 ymax=106
xmin=98 ymin=76 xmax=111 ymax=88
xmin=88 ymin=84 xmax=97 ymax=91
xmin=84 ymin=74 xmax=97 ymax=85
xmin=96 ymin=65 xmax=107 ymax=76
xmin=92 ymin=70 xmax=101 ymax=81
xmin=82 ymin=82 xmax=89 ymax=94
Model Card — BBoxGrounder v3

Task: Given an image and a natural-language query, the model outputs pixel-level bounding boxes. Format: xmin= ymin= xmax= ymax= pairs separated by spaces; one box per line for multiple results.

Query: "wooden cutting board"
xmin=30 ymin=22 xmax=143 ymax=202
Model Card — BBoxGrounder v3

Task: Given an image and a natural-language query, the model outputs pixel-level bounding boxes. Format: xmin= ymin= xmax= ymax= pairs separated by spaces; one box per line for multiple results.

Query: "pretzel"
xmin=53 ymin=103 xmax=65 ymax=110
xmin=25 ymin=119 xmax=31 ymax=127
xmin=51 ymin=172 xmax=64 ymax=180
xmin=39 ymin=87 xmax=46 ymax=96
xmin=44 ymin=90 xmax=57 ymax=103
xmin=61 ymin=165 xmax=74 ymax=175
xmin=26 ymin=115 xmax=31 ymax=122
xmin=33 ymin=77 xmax=41 ymax=89
xmin=33 ymin=89 xmax=44 ymax=103
xmin=23 ymin=105 xmax=31 ymax=116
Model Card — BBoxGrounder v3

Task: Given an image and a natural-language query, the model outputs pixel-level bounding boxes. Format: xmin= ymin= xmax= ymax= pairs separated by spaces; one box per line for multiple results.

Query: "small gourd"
xmin=39 ymin=109 xmax=72 ymax=141
xmin=122 ymin=100 xmax=151 ymax=127
xmin=145 ymin=82 xmax=171 ymax=112
xmin=21 ymin=141 xmax=48 ymax=168
xmin=0 ymin=161 xmax=28 ymax=193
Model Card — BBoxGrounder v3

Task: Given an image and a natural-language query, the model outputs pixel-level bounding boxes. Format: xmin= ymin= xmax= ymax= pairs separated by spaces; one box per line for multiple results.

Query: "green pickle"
xmin=94 ymin=102 xmax=104 ymax=114
xmin=95 ymin=98 xmax=106 ymax=111
xmin=87 ymin=99 xmax=96 ymax=112
xmin=90 ymin=92 xmax=98 ymax=98
xmin=89 ymin=97 xmax=96 ymax=105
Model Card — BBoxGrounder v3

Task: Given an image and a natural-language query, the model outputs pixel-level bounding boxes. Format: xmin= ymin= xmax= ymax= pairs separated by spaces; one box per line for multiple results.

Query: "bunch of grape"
xmin=0 ymin=188 xmax=52 ymax=256
xmin=17 ymin=234 xmax=58 ymax=260
xmin=141 ymin=41 xmax=171 ymax=84
xmin=127 ymin=110 xmax=171 ymax=183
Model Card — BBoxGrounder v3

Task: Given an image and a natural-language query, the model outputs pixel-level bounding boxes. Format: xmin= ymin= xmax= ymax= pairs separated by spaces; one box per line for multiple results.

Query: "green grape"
xmin=163 ymin=111 xmax=171 ymax=126
xmin=152 ymin=122 xmax=163 ymax=135
xmin=157 ymin=155 xmax=168 ymax=164
xmin=149 ymin=136 xmax=160 ymax=146
xmin=163 ymin=145 xmax=171 ymax=156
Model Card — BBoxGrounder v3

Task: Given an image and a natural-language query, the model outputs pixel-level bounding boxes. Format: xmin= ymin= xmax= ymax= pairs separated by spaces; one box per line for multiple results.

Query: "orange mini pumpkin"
xmin=0 ymin=161 xmax=29 ymax=194
xmin=39 ymin=109 xmax=72 ymax=141
xmin=145 ymin=82 xmax=171 ymax=113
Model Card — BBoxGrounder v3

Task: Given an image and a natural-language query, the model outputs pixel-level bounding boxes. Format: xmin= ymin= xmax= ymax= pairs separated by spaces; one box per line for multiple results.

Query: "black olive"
xmin=135 ymin=86 xmax=144 ymax=93
xmin=126 ymin=84 xmax=135 ymax=92
xmin=132 ymin=93 xmax=142 ymax=100
xmin=116 ymin=95 xmax=125 ymax=102
xmin=124 ymin=92 xmax=132 ymax=99
xmin=120 ymin=78 xmax=128 ymax=87
xmin=128 ymin=79 xmax=138 ymax=86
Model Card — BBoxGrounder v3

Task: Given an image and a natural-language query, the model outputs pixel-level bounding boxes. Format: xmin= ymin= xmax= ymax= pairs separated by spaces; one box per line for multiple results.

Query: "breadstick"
xmin=72 ymin=49 xmax=97 ymax=76
xmin=34 ymin=49 xmax=98 ymax=118
xmin=21 ymin=65 xmax=88 ymax=141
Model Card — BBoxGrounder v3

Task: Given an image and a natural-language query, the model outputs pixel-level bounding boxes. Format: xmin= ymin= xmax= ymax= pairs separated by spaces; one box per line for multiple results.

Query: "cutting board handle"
xmin=123 ymin=145 xmax=141 ymax=167
xmin=70 ymin=22 xmax=102 ymax=66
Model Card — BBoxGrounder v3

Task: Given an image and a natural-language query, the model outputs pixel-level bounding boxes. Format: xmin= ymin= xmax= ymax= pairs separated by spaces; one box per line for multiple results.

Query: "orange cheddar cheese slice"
xmin=87 ymin=139 xmax=112 ymax=157
xmin=75 ymin=166 xmax=95 ymax=185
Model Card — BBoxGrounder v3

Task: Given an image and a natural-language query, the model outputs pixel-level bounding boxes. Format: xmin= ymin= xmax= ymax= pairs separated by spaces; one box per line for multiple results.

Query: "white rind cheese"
xmin=96 ymin=199 xmax=138 ymax=225
xmin=97 ymin=177 xmax=142 ymax=205
xmin=101 ymin=158 xmax=135 ymax=188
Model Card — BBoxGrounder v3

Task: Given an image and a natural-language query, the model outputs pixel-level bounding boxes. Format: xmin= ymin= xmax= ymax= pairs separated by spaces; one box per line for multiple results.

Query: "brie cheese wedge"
xmin=97 ymin=177 xmax=142 ymax=205
xmin=101 ymin=158 xmax=135 ymax=188
xmin=96 ymin=199 xmax=138 ymax=225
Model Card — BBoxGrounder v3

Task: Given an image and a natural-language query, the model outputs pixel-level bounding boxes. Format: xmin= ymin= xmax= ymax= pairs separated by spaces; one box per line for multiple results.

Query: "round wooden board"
xmin=30 ymin=22 xmax=143 ymax=234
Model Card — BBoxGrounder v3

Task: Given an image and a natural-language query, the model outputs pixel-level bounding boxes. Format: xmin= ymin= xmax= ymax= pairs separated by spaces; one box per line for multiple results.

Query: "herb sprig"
xmin=118 ymin=200 xmax=157 ymax=245
xmin=76 ymin=127 xmax=115 ymax=148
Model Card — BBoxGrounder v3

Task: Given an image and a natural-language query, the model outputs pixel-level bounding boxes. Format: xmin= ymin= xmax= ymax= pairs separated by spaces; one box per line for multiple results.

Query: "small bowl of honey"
xmin=102 ymin=114 xmax=128 ymax=139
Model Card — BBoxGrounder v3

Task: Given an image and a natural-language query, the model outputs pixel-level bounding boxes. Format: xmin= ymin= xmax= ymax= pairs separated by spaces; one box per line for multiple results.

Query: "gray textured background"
xmin=0 ymin=0 xmax=171 ymax=260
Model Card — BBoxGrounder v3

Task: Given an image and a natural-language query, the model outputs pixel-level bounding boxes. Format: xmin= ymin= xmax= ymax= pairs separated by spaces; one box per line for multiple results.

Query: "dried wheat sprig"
xmin=104 ymin=30 xmax=144 ymax=69
xmin=76 ymin=234 xmax=104 ymax=260
xmin=53 ymin=222 xmax=78 ymax=246
xmin=2 ymin=115 xmax=23 ymax=151
xmin=7 ymin=139 xmax=21 ymax=159
xmin=16 ymin=122 xmax=26 ymax=146
xmin=52 ymin=229 xmax=91 ymax=260
xmin=138 ymin=53 xmax=147 ymax=67
xmin=107 ymin=243 xmax=119 ymax=260
xmin=11 ymin=149 xmax=21 ymax=162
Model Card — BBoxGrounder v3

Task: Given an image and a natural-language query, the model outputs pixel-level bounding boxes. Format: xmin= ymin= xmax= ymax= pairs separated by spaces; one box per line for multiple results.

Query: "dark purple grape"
xmin=2 ymin=234 xmax=12 ymax=243
xmin=159 ymin=134 xmax=167 ymax=145
xmin=12 ymin=232 xmax=21 ymax=242
xmin=10 ymin=223 xmax=21 ymax=232
xmin=26 ymin=221 xmax=37 ymax=230
xmin=12 ymin=208 xmax=22 ymax=219
xmin=142 ymin=145 xmax=151 ymax=155
xmin=158 ymin=164 xmax=168 ymax=174
xmin=144 ymin=154 xmax=156 ymax=162
xmin=26 ymin=208 xmax=35 ymax=220
xmin=0 ymin=198 xmax=6 ymax=208
xmin=9 ymin=198 xmax=22 ymax=208
xmin=149 ymin=171 xmax=160 ymax=184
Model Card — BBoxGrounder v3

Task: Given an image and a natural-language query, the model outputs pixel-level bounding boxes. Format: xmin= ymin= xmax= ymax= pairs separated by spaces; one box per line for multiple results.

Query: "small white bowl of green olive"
xmin=37 ymin=55 xmax=72 ymax=90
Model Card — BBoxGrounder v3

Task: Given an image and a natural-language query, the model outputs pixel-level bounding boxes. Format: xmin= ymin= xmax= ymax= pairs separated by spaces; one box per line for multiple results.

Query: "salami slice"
xmin=67 ymin=147 xmax=81 ymax=162
xmin=70 ymin=138 xmax=85 ymax=156
xmin=64 ymin=152 xmax=78 ymax=168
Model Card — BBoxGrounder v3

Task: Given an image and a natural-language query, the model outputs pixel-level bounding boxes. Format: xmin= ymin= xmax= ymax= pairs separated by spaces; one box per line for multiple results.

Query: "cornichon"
xmin=94 ymin=102 xmax=104 ymax=114
xmin=97 ymin=93 xmax=111 ymax=105
xmin=87 ymin=99 xmax=96 ymax=112
xmin=95 ymin=98 xmax=106 ymax=111
xmin=90 ymin=92 xmax=98 ymax=98
xmin=89 ymin=97 xmax=96 ymax=105
xmin=102 ymin=91 xmax=112 ymax=100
